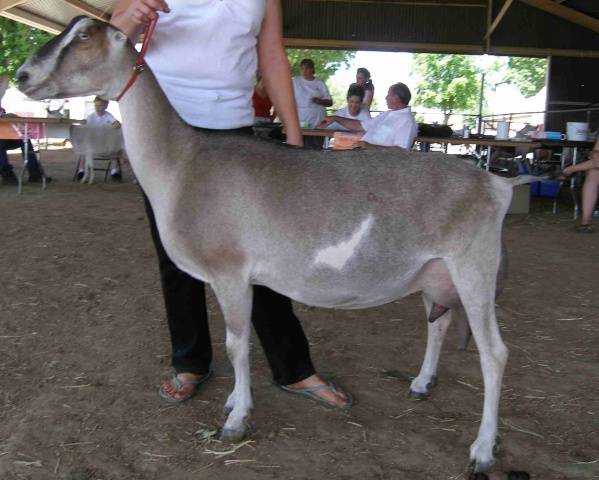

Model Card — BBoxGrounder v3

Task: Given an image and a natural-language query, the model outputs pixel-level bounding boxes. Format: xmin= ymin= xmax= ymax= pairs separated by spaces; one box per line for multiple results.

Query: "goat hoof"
xmin=408 ymin=389 xmax=428 ymax=400
xmin=468 ymin=473 xmax=489 ymax=480
xmin=468 ymin=458 xmax=494 ymax=475
xmin=220 ymin=426 xmax=247 ymax=443
xmin=407 ymin=375 xmax=438 ymax=400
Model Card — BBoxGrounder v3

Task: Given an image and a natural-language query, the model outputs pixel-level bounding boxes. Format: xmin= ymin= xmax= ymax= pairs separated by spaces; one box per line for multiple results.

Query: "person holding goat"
xmin=110 ymin=0 xmax=351 ymax=409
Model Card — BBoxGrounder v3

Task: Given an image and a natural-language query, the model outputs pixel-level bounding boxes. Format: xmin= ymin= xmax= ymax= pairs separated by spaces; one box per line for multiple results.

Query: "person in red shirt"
xmin=252 ymin=76 xmax=274 ymax=123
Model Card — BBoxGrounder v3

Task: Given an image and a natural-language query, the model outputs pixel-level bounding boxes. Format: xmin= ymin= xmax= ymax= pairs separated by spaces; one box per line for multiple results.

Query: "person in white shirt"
xmin=86 ymin=96 xmax=121 ymax=127
xmin=326 ymin=84 xmax=371 ymax=131
xmin=318 ymin=82 xmax=418 ymax=150
xmin=111 ymin=0 xmax=350 ymax=410
xmin=77 ymin=97 xmax=123 ymax=180
xmin=292 ymin=59 xmax=332 ymax=128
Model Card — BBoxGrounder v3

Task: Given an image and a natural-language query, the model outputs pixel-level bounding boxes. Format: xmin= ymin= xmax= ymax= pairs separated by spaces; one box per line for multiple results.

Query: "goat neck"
xmin=117 ymin=64 xmax=190 ymax=195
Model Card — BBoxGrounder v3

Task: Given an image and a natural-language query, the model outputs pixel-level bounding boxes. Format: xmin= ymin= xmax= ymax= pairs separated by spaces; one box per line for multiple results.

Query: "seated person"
xmin=0 ymin=138 xmax=48 ymax=186
xmin=318 ymin=82 xmax=417 ymax=150
xmin=561 ymin=140 xmax=599 ymax=233
xmin=325 ymin=84 xmax=371 ymax=130
xmin=0 ymin=77 xmax=49 ymax=185
xmin=292 ymin=58 xmax=332 ymax=128
xmin=76 ymin=96 xmax=122 ymax=181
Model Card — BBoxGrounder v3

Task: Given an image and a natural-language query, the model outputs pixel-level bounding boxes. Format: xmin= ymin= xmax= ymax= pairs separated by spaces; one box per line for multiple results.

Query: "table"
xmin=415 ymin=136 xmax=543 ymax=172
xmin=0 ymin=116 xmax=83 ymax=192
xmin=301 ymin=129 xmax=592 ymax=217
xmin=300 ymin=129 xmax=543 ymax=168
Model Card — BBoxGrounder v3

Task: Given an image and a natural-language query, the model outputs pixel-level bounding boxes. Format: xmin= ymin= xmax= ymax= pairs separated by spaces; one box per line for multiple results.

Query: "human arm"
xmin=257 ymin=0 xmax=303 ymax=147
xmin=317 ymin=116 xmax=364 ymax=131
xmin=110 ymin=0 xmax=170 ymax=41
xmin=312 ymin=97 xmax=333 ymax=107
xmin=311 ymin=81 xmax=333 ymax=107
xmin=562 ymin=136 xmax=599 ymax=175
xmin=363 ymin=89 xmax=374 ymax=110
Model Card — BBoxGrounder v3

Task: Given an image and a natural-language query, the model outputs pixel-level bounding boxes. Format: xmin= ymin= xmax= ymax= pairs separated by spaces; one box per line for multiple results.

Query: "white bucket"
xmin=495 ymin=121 xmax=510 ymax=140
xmin=566 ymin=122 xmax=589 ymax=141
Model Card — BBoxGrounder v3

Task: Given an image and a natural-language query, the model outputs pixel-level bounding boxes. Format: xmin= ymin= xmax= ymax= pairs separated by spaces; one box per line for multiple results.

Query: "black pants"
xmin=142 ymin=130 xmax=316 ymax=385
xmin=0 ymin=139 xmax=42 ymax=176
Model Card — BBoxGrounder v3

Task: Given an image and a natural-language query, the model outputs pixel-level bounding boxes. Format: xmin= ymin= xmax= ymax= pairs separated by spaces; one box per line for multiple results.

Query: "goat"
xmin=18 ymin=17 xmax=531 ymax=473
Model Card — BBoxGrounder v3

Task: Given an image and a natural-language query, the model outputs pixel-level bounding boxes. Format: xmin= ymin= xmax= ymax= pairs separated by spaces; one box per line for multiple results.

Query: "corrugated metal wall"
xmin=490 ymin=1 xmax=599 ymax=52
xmin=282 ymin=0 xmax=599 ymax=55
xmin=283 ymin=0 xmax=486 ymax=46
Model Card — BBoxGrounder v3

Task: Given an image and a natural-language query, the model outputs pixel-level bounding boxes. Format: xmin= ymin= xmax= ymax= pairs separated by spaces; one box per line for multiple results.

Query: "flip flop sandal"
xmin=278 ymin=381 xmax=353 ymax=411
xmin=158 ymin=371 xmax=213 ymax=404
xmin=575 ymin=224 xmax=593 ymax=234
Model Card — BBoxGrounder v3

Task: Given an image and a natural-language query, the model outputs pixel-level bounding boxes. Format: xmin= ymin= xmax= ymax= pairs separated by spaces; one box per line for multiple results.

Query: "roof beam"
xmin=61 ymin=0 xmax=111 ymax=21
xmin=484 ymin=0 xmax=515 ymax=40
xmin=518 ymin=0 xmax=599 ymax=34
xmin=0 ymin=7 xmax=63 ymax=34
xmin=0 ymin=0 xmax=27 ymax=13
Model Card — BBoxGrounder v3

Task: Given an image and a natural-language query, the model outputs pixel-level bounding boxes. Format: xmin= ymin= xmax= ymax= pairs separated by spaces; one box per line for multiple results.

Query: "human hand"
xmin=128 ymin=0 xmax=169 ymax=23
xmin=111 ymin=0 xmax=170 ymax=38
xmin=317 ymin=117 xmax=334 ymax=128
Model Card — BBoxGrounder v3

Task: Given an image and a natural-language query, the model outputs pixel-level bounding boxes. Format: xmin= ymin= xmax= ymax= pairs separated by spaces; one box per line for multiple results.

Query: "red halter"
xmin=115 ymin=16 xmax=158 ymax=101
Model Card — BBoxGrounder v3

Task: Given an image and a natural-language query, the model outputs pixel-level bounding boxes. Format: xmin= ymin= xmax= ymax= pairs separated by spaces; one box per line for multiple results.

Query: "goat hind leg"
xmin=446 ymin=255 xmax=507 ymax=473
xmin=212 ymin=281 xmax=254 ymax=442
xmin=409 ymin=294 xmax=451 ymax=399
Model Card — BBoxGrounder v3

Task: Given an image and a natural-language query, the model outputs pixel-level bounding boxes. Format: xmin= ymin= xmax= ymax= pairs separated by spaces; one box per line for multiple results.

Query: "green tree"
xmin=0 ymin=18 xmax=53 ymax=81
xmin=504 ymin=57 xmax=547 ymax=98
xmin=413 ymin=54 xmax=480 ymax=125
xmin=286 ymin=49 xmax=356 ymax=82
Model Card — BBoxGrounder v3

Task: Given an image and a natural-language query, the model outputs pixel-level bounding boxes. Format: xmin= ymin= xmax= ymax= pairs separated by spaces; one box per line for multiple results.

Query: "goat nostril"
xmin=17 ymin=71 xmax=30 ymax=84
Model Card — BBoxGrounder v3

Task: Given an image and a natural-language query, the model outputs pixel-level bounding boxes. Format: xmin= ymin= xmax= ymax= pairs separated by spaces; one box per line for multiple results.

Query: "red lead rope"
xmin=115 ymin=16 xmax=158 ymax=102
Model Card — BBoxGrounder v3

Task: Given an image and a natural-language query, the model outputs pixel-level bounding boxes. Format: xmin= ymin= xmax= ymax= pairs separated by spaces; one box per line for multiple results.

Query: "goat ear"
xmin=111 ymin=30 xmax=127 ymax=44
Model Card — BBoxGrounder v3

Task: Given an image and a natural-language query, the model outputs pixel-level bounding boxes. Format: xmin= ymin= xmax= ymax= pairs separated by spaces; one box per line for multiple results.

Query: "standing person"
xmin=325 ymin=84 xmax=371 ymax=131
xmin=110 ymin=0 xmax=350 ymax=409
xmin=252 ymin=76 xmax=274 ymax=124
xmin=292 ymin=58 xmax=332 ymax=128
xmin=351 ymin=67 xmax=374 ymax=111
xmin=76 ymin=96 xmax=122 ymax=181
xmin=318 ymin=82 xmax=418 ymax=149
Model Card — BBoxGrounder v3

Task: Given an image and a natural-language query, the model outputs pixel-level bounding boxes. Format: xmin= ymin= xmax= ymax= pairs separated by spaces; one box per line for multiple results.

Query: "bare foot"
xmin=285 ymin=374 xmax=351 ymax=409
xmin=159 ymin=372 xmax=211 ymax=403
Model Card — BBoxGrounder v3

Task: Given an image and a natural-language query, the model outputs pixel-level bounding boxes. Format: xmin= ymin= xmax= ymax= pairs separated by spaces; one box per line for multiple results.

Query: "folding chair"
xmin=70 ymin=124 xmax=124 ymax=183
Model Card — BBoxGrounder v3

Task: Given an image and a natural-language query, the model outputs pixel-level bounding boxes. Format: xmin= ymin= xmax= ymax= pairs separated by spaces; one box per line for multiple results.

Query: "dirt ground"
xmin=0 ymin=149 xmax=598 ymax=480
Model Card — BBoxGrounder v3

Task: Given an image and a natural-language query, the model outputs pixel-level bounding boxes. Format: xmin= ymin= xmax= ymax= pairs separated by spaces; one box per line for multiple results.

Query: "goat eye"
xmin=78 ymin=32 xmax=90 ymax=40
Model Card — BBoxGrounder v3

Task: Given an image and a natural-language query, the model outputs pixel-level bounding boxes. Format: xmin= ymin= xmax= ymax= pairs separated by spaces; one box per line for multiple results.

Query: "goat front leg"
xmin=212 ymin=280 xmax=253 ymax=442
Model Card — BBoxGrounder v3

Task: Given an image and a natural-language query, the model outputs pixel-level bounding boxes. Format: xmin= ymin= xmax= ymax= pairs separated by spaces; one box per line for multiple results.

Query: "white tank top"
xmin=145 ymin=0 xmax=266 ymax=129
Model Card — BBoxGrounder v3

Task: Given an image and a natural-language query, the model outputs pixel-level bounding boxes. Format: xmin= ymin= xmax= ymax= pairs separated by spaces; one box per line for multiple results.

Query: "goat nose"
xmin=17 ymin=71 xmax=30 ymax=84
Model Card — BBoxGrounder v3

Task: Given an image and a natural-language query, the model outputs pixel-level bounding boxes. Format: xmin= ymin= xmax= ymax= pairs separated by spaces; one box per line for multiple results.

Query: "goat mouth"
xmin=19 ymin=84 xmax=59 ymax=100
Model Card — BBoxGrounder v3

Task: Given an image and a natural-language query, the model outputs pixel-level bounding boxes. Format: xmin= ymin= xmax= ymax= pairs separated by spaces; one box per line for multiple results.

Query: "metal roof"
xmin=1 ymin=0 xmax=598 ymax=57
